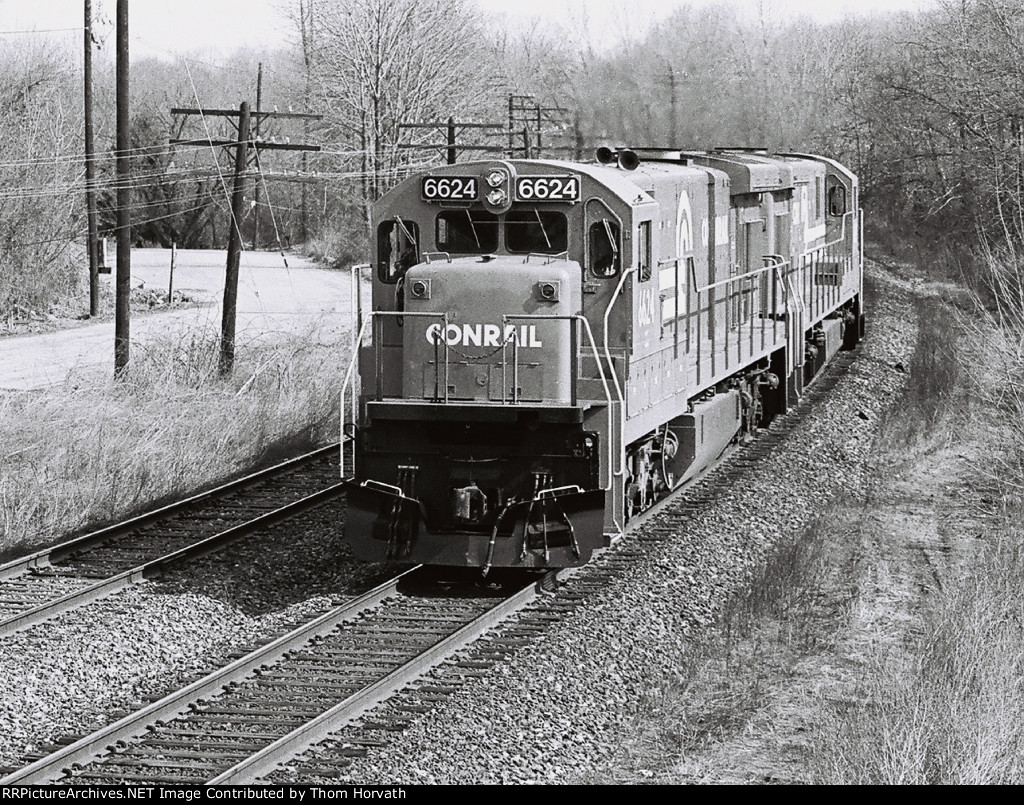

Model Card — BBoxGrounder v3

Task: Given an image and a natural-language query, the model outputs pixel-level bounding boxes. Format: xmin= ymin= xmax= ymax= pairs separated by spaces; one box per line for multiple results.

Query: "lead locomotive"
xmin=342 ymin=148 xmax=864 ymax=570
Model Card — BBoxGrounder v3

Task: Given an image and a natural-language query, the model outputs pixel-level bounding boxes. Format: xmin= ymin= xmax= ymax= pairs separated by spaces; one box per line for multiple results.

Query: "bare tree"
xmin=308 ymin=0 xmax=490 ymax=233
xmin=0 ymin=39 xmax=83 ymax=322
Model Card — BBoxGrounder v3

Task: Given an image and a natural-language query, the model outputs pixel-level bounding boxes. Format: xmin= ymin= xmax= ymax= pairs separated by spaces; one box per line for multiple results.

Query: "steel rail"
xmin=0 ymin=483 xmax=346 ymax=639
xmin=208 ymin=573 xmax=547 ymax=784
xmin=0 ymin=567 xmax=422 ymax=786
xmin=0 ymin=443 xmax=339 ymax=582
xmin=273 ymin=351 xmax=865 ymax=781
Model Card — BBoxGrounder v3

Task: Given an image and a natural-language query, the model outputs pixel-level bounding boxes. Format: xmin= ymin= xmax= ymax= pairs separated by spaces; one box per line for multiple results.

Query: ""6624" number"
xmin=421 ymin=176 xmax=478 ymax=201
xmin=515 ymin=176 xmax=580 ymax=202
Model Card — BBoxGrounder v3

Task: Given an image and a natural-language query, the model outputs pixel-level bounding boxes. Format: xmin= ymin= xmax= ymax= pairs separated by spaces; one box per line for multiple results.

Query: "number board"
xmin=421 ymin=176 xmax=478 ymax=201
xmin=515 ymin=175 xmax=580 ymax=202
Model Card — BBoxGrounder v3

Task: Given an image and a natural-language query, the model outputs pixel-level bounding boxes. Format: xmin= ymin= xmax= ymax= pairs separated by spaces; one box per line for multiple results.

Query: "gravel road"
xmin=0 ymin=249 xmax=355 ymax=391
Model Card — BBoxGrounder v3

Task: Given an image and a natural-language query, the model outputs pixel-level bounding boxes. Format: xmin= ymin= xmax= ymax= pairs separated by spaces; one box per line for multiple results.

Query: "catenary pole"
xmin=84 ymin=0 xmax=99 ymax=317
xmin=220 ymin=101 xmax=251 ymax=376
xmin=114 ymin=0 xmax=130 ymax=376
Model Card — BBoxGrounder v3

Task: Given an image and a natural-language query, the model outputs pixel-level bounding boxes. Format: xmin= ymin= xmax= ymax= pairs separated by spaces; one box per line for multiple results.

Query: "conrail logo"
xmin=425 ymin=323 xmax=543 ymax=348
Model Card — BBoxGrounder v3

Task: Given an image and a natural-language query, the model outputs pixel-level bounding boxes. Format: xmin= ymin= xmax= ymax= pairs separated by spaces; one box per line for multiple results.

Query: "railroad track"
xmin=271 ymin=351 xmax=863 ymax=781
xmin=2 ymin=352 xmax=860 ymax=784
xmin=0 ymin=445 xmax=343 ymax=638
xmin=1 ymin=567 xmax=546 ymax=785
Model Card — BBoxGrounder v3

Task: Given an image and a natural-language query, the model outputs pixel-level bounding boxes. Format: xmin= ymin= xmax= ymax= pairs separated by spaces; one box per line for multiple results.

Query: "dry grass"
xmin=814 ymin=512 xmax=1024 ymax=784
xmin=0 ymin=322 xmax=343 ymax=558
xmin=813 ymin=248 xmax=1024 ymax=784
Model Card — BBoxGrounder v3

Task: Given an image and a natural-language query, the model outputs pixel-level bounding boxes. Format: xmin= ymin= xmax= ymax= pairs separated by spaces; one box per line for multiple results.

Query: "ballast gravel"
xmin=0 ymin=264 xmax=917 ymax=784
xmin=0 ymin=499 xmax=363 ymax=769
xmin=275 ymin=266 xmax=918 ymax=785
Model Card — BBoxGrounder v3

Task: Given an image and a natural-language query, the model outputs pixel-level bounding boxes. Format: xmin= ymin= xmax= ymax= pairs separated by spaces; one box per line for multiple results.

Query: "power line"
xmin=0 ymin=27 xmax=83 ymax=35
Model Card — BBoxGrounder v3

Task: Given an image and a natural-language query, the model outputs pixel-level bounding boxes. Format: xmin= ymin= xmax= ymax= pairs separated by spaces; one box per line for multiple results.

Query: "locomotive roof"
xmin=513 ymin=157 xmax=715 ymax=205
xmin=381 ymin=151 xmax=842 ymax=211
xmin=520 ymin=153 xmax=810 ymax=197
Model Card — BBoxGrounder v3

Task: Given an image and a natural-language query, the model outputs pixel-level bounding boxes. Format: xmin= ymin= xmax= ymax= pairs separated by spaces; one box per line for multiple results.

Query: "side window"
xmin=815 ymin=176 xmax=823 ymax=221
xmin=437 ymin=210 xmax=499 ymax=253
xmin=506 ymin=210 xmax=568 ymax=254
xmin=637 ymin=220 xmax=652 ymax=282
xmin=828 ymin=184 xmax=847 ymax=217
xmin=377 ymin=218 xmax=420 ymax=283
xmin=588 ymin=219 xmax=621 ymax=277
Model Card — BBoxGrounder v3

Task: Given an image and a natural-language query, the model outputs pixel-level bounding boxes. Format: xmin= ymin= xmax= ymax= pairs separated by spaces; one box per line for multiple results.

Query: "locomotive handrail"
xmin=602 ymin=265 xmax=635 ymax=521
xmin=690 ymin=261 xmax=776 ymax=295
xmin=370 ymin=310 xmax=452 ymax=402
xmin=422 ymin=251 xmax=451 ymax=264
xmin=341 ymin=307 xmax=619 ymax=492
xmin=339 ymin=310 xmax=450 ymax=478
xmin=350 ymin=263 xmax=370 ymax=359
xmin=680 ymin=206 xmax=854 ymax=300
xmin=819 ymin=207 xmax=854 ymax=252
xmin=339 ymin=315 xmax=372 ymax=478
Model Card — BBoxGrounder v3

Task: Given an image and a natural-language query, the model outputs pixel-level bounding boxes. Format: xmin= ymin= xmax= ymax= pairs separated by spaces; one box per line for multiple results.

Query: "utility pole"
xmin=84 ymin=0 xmax=99 ymax=317
xmin=397 ymin=120 xmax=505 ymax=163
xmin=114 ymin=0 xmax=130 ymax=376
xmin=668 ymin=64 xmax=679 ymax=145
xmin=506 ymin=94 xmax=573 ymax=158
xmin=221 ymin=101 xmax=251 ymax=376
xmin=301 ymin=119 xmax=310 ymax=242
xmin=170 ymin=105 xmax=321 ymax=375
xmin=251 ymin=62 xmax=263 ymax=250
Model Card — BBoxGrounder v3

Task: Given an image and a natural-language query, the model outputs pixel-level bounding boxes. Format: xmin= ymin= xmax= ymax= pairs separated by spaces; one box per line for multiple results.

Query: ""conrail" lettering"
xmin=425 ymin=323 xmax=543 ymax=348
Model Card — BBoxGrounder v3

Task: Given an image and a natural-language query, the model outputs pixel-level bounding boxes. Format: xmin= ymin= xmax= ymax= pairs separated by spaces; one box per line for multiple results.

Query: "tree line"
xmin=0 ymin=0 xmax=1020 ymax=319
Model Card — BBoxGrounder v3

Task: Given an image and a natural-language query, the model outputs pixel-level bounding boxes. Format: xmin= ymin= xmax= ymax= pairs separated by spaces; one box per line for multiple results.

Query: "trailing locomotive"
xmin=341 ymin=147 xmax=864 ymax=571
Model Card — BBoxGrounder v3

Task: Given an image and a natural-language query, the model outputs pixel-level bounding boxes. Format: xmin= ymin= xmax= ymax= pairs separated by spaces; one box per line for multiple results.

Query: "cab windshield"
xmin=436 ymin=210 xmax=499 ymax=253
xmin=505 ymin=210 xmax=568 ymax=254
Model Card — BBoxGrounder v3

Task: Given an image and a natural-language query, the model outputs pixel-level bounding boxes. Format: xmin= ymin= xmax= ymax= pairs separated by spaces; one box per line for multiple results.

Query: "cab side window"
xmin=637 ymin=220 xmax=652 ymax=282
xmin=377 ymin=219 xmax=420 ymax=283
xmin=828 ymin=184 xmax=847 ymax=217
xmin=589 ymin=219 xmax=621 ymax=277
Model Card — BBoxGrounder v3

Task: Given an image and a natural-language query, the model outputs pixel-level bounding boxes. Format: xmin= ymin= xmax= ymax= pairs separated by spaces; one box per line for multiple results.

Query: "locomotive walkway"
xmin=0 ymin=249 xmax=354 ymax=391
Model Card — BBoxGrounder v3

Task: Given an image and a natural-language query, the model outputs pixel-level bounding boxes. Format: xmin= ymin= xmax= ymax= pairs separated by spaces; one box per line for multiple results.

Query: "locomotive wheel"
xmin=625 ymin=480 xmax=641 ymax=521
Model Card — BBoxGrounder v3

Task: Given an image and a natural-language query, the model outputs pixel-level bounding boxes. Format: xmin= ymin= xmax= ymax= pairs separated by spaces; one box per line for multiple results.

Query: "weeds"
xmin=876 ymin=295 xmax=961 ymax=449
xmin=815 ymin=518 xmax=1024 ymax=784
xmin=956 ymin=244 xmax=1024 ymax=492
xmin=571 ymin=507 xmax=862 ymax=784
xmin=814 ymin=245 xmax=1024 ymax=784
xmin=0 ymin=321 xmax=342 ymax=558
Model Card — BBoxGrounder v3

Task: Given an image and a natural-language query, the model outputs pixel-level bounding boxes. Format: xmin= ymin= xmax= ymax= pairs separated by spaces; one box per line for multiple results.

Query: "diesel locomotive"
xmin=341 ymin=147 xmax=864 ymax=571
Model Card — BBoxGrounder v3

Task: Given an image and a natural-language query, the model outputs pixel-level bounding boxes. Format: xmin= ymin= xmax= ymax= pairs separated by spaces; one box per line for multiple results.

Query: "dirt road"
xmin=0 ymin=249 xmax=356 ymax=391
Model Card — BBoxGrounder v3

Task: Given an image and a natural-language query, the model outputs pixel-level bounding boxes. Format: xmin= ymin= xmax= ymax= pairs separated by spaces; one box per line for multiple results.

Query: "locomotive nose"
xmin=401 ymin=256 xmax=582 ymax=404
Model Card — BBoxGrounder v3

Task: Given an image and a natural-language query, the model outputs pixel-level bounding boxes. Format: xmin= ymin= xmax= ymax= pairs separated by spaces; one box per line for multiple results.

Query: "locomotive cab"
xmin=345 ymin=160 xmax=622 ymax=570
